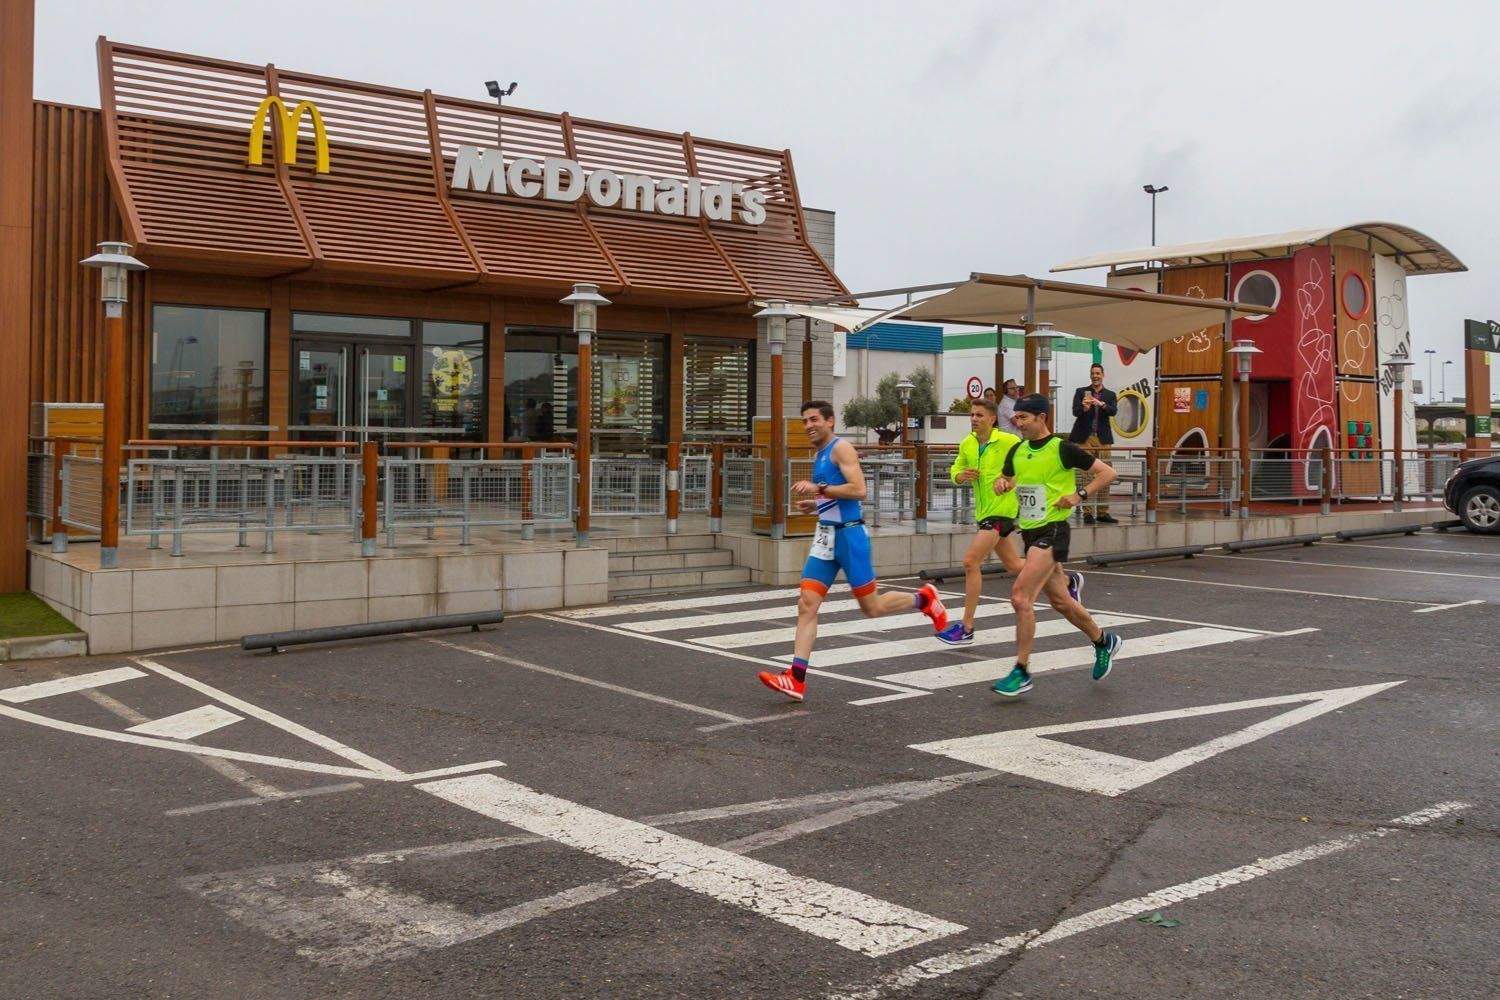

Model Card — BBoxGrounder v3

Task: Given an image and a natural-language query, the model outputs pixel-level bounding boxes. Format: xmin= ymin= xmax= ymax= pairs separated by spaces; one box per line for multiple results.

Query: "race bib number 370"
xmin=1016 ymin=484 xmax=1047 ymax=521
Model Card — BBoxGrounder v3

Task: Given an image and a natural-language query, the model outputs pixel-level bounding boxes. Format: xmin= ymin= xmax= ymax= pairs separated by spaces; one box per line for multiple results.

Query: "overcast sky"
xmin=35 ymin=0 xmax=1498 ymax=400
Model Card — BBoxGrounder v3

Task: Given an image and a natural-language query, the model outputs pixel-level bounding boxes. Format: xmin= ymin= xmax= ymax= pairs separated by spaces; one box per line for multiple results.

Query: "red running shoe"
xmin=758 ymin=669 xmax=806 ymax=702
xmin=917 ymin=583 xmax=949 ymax=632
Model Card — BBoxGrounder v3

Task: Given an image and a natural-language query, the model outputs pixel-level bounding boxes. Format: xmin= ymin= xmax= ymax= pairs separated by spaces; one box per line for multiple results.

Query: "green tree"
xmin=840 ymin=368 xmax=940 ymax=436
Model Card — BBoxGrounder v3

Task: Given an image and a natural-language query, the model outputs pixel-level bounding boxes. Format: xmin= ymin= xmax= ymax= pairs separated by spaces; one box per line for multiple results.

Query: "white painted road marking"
xmin=880 ymin=626 xmax=1256 ymax=690
xmin=1204 ymin=552 xmax=1500 ymax=580
xmin=127 ymin=704 xmax=242 ymax=740
xmin=165 ymin=781 xmax=366 ymax=817
xmin=0 ymin=665 xmax=144 ymax=703
xmin=428 ymin=638 xmax=748 ymax=724
xmin=1412 ymin=599 xmax=1487 ymax=613
xmin=132 ymin=657 xmax=404 ymax=777
xmin=419 ymin=772 xmax=966 ymax=957
xmin=790 ymin=613 xmax=1141 ymax=668
xmin=911 ymin=682 xmax=1403 ymax=795
xmin=702 ymin=601 xmax=1016 ymax=650
xmin=825 ymin=800 xmax=1472 ymax=1000
xmin=550 ymin=586 xmax=820 ymax=619
xmin=623 ymin=597 xmax=870 ymax=633
xmin=1082 ymin=568 xmax=1438 ymax=605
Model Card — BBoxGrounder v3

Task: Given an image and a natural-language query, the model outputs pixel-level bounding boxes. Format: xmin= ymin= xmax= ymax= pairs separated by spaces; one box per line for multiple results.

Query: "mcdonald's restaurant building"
xmin=5 ymin=38 xmax=846 ymax=587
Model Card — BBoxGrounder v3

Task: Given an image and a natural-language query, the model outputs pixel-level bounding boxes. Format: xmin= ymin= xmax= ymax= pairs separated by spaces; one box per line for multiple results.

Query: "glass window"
xmin=151 ymin=305 xmax=267 ymax=427
xmin=293 ymin=313 xmax=412 ymax=338
xmin=421 ymin=321 xmax=485 ymax=436
xmin=505 ymin=329 xmax=577 ymax=443
xmin=1340 ymin=272 xmax=1368 ymax=319
xmin=683 ymin=337 xmax=753 ymax=439
xmin=1233 ymin=270 xmax=1280 ymax=321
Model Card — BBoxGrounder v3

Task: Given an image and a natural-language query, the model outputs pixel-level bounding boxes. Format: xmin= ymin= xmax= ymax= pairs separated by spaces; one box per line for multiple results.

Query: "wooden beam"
xmin=1 ymin=0 xmax=35 ymax=590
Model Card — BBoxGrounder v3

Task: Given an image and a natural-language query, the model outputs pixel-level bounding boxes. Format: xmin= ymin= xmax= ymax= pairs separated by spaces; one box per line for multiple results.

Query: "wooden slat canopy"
xmin=97 ymin=38 xmax=847 ymax=305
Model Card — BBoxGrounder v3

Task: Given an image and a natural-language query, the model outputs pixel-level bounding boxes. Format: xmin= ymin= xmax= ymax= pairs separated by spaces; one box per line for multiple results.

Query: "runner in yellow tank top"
xmin=991 ymin=394 xmax=1123 ymax=697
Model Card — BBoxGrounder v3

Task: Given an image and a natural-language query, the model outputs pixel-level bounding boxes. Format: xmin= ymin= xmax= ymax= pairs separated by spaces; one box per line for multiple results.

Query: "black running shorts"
xmin=976 ymin=516 xmax=1017 ymax=537
xmin=1021 ymin=520 xmax=1071 ymax=562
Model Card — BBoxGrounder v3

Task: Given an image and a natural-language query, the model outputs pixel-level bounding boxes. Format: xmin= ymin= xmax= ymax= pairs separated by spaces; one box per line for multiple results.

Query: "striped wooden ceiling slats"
xmin=98 ymin=39 xmax=846 ymax=303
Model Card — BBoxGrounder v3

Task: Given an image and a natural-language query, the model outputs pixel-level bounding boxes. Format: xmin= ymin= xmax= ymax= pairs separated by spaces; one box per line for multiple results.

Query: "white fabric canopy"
xmin=897 ymin=273 xmax=1271 ymax=352
xmin=1050 ymin=221 xmax=1465 ymax=276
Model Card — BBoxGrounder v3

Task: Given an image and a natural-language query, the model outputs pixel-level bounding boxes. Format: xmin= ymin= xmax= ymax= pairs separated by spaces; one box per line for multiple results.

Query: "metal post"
xmin=758 ymin=303 xmax=796 ymax=541
xmin=562 ymin=284 xmax=608 ymax=547
xmin=262 ymin=468 xmax=276 ymax=553
xmin=521 ymin=445 xmax=536 ymax=540
xmin=384 ymin=454 xmax=396 ymax=549
xmin=361 ymin=441 xmax=377 ymax=556
xmin=171 ymin=465 xmax=184 ymax=557
xmin=1145 ymin=445 xmax=1159 ymax=524
xmin=238 ymin=464 xmax=249 ymax=547
xmin=915 ymin=442 xmax=928 ymax=534
xmin=1023 ymin=286 xmax=1037 ymax=395
xmin=50 ymin=441 xmax=69 ymax=553
xmin=709 ymin=441 xmax=724 ymax=533
xmin=1320 ymin=445 xmax=1333 ymax=515
xmin=666 ymin=440 xmax=680 ymax=535
xmin=461 ymin=464 xmax=472 ymax=545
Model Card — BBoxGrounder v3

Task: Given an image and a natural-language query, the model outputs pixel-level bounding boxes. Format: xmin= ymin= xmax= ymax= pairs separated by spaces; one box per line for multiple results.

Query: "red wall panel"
xmin=1229 ymin=257 xmax=1297 ymax=380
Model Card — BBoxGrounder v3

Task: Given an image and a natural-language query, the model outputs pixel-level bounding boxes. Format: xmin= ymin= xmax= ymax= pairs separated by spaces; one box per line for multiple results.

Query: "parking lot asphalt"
xmin=1 ymin=529 xmax=1495 ymax=999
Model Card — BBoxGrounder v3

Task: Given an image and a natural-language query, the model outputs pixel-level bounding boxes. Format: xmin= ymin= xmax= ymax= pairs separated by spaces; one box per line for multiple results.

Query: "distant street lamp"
xmin=1442 ymin=359 xmax=1454 ymax=402
xmin=756 ymin=301 xmax=799 ymax=539
xmin=1423 ymin=348 xmax=1437 ymax=403
xmin=1143 ymin=184 xmax=1169 ymax=246
xmin=79 ymin=241 xmax=148 ymax=569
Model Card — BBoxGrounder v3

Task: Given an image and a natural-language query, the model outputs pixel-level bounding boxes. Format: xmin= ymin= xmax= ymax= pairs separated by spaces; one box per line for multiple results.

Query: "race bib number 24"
xmin=809 ymin=523 xmax=836 ymax=561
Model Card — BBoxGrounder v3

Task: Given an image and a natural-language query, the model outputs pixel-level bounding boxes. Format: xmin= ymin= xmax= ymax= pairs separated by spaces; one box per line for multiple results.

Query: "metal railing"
xmin=590 ymin=457 xmax=666 ymax=517
xmin=722 ymin=454 xmax=769 ymax=515
xmin=680 ymin=453 xmax=711 ymax=513
xmin=1158 ymin=452 xmax=1240 ymax=515
xmin=382 ymin=455 xmax=574 ymax=545
xmin=26 ymin=450 xmax=51 ymax=525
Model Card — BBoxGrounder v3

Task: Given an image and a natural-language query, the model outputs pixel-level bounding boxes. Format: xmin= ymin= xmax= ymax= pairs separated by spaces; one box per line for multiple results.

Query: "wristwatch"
xmin=815 ymin=483 xmax=829 ymax=498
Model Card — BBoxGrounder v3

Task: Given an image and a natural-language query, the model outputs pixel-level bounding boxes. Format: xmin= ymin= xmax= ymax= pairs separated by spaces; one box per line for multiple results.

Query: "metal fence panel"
xmin=1158 ymin=455 xmax=1240 ymax=514
xmin=591 ymin=458 xmax=665 ymax=517
xmin=27 ymin=452 xmax=51 ymax=522
xmin=680 ymin=454 xmax=710 ymax=513
xmin=383 ymin=457 xmax=574 ymax=544
xmin=722 ymin=456 xmax=767 ymax=515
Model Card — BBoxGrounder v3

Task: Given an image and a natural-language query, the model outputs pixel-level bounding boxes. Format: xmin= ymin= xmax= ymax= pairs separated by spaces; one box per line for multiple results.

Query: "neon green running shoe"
xmin=992 ymin=665 xmax=1032 ymax=697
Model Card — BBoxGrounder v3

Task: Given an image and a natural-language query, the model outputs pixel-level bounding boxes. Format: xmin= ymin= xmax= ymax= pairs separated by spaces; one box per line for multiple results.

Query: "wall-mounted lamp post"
xmin=79 ymin=241 xmax=147 ymax=569
xmin=1384 ymin=357 xmax=1413 ymax=512
xmin=757 ymin=301 xmax=798 ymax=539
xmin=561 ymin=282 xmax=609 ymax=546
xmin=1027 ymin=322 xmax=1056 ymax=403
xmin=1227 ymin=339 xmax=1262 ymax=518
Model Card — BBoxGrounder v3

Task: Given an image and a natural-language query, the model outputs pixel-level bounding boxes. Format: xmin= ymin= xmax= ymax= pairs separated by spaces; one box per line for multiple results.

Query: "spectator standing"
xmin=1068 ymin=363 xmax=1118 ymax=524
xmin=996 ymin=379 xmax=1021 ymax=434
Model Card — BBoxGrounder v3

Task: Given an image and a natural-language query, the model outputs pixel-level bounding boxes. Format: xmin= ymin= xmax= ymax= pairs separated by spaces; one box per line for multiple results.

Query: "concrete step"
xmin=607 ymin=548 xmax=735 ymax=574
xmin=599 ymin=533 xmax=718 ymax=553
xmin=608 ymin=565 xmax=752 ymax=597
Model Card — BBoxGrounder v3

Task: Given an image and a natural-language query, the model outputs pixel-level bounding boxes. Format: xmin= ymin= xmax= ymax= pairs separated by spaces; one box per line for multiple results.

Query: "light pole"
xmin=79 ymin=241 xmax=147 ymax=569
xmin=1442 ymin=359 xmax=1454 ymax=402
xmin=1384 ymin=358 xmax=1412 ymax=512
xmin=561 ymin=282 xmax=609 ymax=546
xmin=485 ymin=80 xmax=517 ymax=153
xmin=1423 ymin=348 xmax=1436 ymax=403
xmin=1027 ymin=322 xmax=1056 ymax=405
xmin=896 ymin=377 xmax=915 ymax=446
xmin=756 ymin=301 xmax=798 ymax=539
xmin=1143 ymin=184 xmax=1168 ymax=246
xmin=1228 ymin=339 xmax=1262 ymax=518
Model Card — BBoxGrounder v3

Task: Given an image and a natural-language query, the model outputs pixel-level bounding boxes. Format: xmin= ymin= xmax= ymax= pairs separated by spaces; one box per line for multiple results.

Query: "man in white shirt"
xmin=996 ymin=379 xmax=1021 ymax=434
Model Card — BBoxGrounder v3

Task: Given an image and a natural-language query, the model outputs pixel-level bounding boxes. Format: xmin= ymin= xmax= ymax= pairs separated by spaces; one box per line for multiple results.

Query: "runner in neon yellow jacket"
xmin=937 ymin=397 xmax=1081 ymax=645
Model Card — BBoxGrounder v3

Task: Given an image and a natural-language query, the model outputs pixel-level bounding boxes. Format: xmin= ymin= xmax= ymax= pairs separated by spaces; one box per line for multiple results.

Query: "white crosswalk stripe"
xmin=701 ymin=602 xmax=1017 ymax=650
xmin=575 ymin=587 xmax=1275 ymax=701
xmin=879 ymin=626 xmax=1257 ymax=690
xmin=778 ymin=614 xmax=1142 ymax=668
xmin=0 ymin=666 xmax=145 ymax=703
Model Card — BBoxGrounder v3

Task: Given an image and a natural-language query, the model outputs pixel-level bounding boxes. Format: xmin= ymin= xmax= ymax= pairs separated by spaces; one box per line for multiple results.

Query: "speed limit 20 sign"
xmin=966 ymin=376 xmax=984 ymax=399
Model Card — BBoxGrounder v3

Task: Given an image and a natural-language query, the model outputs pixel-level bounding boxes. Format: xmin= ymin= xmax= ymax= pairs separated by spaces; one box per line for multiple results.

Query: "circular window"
xmin=1111 ymin=389 xmax=1149 ymax=439
xmin=1233 ymin=270 xmax=1280 ymax=321
xmin=1341 ymin=271 xmax=1368 ymax=319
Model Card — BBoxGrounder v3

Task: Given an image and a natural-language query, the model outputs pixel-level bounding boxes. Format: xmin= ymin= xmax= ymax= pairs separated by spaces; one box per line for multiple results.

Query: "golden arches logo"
xmin=247 ymin=96 xmax=330 ymax=174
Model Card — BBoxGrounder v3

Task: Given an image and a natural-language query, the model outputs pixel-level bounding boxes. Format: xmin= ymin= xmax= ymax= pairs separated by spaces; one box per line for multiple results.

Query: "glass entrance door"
xmin=357 ymin=345 xmax=415 ymax=436
xmin=292 ymin=343 xmax=350 ymax=434
xmin=293 ymin=340 xmax=415 ymax=439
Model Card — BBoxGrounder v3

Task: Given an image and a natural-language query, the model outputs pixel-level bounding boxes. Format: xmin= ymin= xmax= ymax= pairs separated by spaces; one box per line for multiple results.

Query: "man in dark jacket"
xmin=1069 ymin=363 xmax=1118 ymax=524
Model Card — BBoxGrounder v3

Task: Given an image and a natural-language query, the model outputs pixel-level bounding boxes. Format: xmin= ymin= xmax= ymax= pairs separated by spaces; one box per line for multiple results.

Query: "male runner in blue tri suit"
xmin=758 ymin=401 xmax=949 ymax=702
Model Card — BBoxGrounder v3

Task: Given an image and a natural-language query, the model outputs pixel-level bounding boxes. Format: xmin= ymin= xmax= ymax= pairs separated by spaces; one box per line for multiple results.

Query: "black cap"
xmin=1013 ymin=393 xmax=1049 ymax=416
